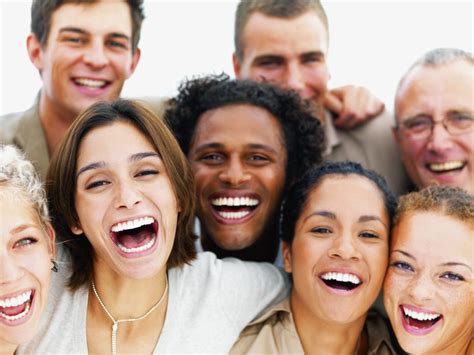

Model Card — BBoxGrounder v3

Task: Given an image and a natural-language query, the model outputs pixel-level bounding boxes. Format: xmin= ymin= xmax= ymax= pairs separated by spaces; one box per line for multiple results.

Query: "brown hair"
xmin=394 ymin=185 xmax=474 ymax=230
xmin=46 ymin=99 xmax=196 ymax=290
xmin=31 ymin=0 xmax=145 ymax=53
xmin=234 ymin=0 xmax=329 ymax=62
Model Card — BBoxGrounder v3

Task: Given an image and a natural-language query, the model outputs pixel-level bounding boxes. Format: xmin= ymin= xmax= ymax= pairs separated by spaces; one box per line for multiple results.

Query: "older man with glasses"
xmin=394 ymin=48 xmax=474 ymax=194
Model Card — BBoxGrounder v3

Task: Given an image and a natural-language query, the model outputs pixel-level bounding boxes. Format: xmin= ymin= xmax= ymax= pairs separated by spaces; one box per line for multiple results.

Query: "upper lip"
xmin=109 ymin=215 xmax=157 ymax=233
xmin=318 ymin=267 xmax=364 ymax=283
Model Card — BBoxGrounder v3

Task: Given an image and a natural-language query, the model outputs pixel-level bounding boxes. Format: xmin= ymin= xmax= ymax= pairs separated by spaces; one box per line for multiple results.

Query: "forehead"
xmin=0 ymin=188 xmax=40 ymax=227
xmin=49 ymin=0 xmax=133 ymax=38
xmin=396 ymin=60 xmax=474 ymax=118
xmin=393 ymin=211 xmax=473 ymax=265
xmin=241 ymin=11 xmax=328 ymax=57
xmin=303 ymin=175 xmax=387 ymax=219
xmin=77 ymin=121 xmax=155 ymax=166
xmin=191 ymin=104 xmax=286 ymax=150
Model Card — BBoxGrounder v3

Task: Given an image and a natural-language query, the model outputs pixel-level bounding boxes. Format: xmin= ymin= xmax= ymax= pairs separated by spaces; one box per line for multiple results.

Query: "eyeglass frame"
xmin=395 ymin=111 xmax=474 ymax=140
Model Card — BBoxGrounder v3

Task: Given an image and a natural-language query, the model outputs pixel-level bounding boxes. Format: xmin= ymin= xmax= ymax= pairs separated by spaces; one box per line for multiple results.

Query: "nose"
xmin=426 ymin=120 xmax=454 ymax=152
xmin=283 ymin=62 xmax=305 ymax=93
xmin=218 ymin=157 xmax=251 ymax=186
xmin=328 ymin=233 xmax=361 ymax=260
xmin=114 ymin=180 xmax=142 ymax=209
xmin=0 ymin=253 xmax=23 ymax=285
xmin=83 ymin=39 xmax=108 ymax=69
xmin=407 ymin=272 xmax=434 ymax=303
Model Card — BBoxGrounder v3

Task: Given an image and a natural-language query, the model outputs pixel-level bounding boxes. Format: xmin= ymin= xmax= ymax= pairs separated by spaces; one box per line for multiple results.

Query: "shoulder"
xmin=365 ymin=311 xmax=401 ymax=355
xmin=0 ymin=110 xmax=26 ymax=142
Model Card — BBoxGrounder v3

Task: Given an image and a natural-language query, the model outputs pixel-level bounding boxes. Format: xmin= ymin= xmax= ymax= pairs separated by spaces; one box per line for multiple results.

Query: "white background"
xmin=0 ymin=0 xmax=472 ymax=115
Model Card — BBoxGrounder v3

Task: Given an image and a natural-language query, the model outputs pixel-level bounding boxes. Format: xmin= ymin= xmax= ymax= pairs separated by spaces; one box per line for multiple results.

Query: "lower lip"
xmin=318 ymin=278 xmax=362 ymax=296
xmin=400 ymin=306 xmax=442 ymax=336
xmin=209 ymin=205 xmax=259 ymax=225
xmin=113 ymin=231 xmax=159 ymax=259
xmin=0 ymin=290 xmax=36 ymax=327
xmin=72 ymin=80 xmax=110 ymax=97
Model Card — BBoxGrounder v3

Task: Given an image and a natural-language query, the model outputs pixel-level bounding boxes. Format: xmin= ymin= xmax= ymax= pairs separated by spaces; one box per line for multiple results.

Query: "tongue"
xmin=0 ymin=303 xmax=27 ymax=316
xmin=117 ymin=228 xmax=153 ymax=249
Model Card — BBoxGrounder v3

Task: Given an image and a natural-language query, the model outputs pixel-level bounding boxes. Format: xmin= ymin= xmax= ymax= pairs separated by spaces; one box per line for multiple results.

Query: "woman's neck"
xmin=0 ymin=342 xmax=16 ymax=355
xmin=290 ymin=292 xmax=367 ymax=355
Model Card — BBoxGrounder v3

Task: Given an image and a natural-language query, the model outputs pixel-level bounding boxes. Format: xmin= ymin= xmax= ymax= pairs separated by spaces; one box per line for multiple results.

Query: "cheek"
xmin=303 ymin=66 xmax=330 ymax=87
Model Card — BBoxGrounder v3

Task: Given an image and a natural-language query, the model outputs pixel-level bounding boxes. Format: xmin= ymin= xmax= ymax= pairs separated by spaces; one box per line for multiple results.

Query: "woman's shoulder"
xmin=365 ymin=311 xmax=405 ymax=355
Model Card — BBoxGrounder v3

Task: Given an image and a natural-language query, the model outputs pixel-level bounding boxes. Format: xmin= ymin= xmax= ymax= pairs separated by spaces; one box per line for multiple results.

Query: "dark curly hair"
xmin=281 ymin=161 xmax=398 ymax=244
xmin=165 ymin=74 xmax=325 ymax=191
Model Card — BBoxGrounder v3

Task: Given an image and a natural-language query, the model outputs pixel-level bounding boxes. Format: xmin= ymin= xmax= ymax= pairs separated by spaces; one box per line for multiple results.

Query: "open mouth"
xmin=210 ymin=196 xmax=260 ymax=221
xmin=427 ymin=160 xmax=466 ymax=174
xmin=400 ymin=305 xmax=442 ymax=333
xmin=320 ymin=272 xmax=362 ymax=292
xmin=72 ymin=77 xmax=110 ymax=90
xmin=0 ymin=289 xmax=34 ymax=322
xmin=110 ymin=216 xmax=158 ymax=255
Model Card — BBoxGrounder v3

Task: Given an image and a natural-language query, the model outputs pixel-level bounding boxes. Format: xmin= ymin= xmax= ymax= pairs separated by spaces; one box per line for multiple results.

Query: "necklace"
xmin=91 ymin=276 xmax=168 ymax=355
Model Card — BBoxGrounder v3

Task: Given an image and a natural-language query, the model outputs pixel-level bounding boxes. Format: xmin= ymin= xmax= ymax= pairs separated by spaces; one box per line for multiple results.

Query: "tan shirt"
xmin=231 ymin=298 xmax=398 ymax=355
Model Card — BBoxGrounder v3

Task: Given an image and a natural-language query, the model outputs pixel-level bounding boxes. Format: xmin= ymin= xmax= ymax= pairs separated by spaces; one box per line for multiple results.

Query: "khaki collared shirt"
xmin=231 ymin=298 xmax=398 ymax=355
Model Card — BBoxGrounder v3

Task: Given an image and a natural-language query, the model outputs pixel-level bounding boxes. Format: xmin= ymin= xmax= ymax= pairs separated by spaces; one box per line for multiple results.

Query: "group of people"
xmin=0 ymin=0 xmax=472 ymax=354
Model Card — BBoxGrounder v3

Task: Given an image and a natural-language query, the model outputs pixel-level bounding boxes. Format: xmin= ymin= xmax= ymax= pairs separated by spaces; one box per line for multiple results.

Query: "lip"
xmin=318 ymin=268 xmax=364 ymax=296
xmin=109 ymin=216 xmax=160 ymax=259
xmin=70 ymin=76 xmax=112 ymax=97
xmin=399 ymin=304 xmax=443 ymax=336
xmin=208 ymin=191 xmax=261 ymax=225
xmin=0 ymin=289 xmax=36 ymax=327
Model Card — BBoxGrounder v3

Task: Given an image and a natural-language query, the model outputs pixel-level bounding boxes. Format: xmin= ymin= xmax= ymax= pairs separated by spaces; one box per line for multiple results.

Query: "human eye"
xmin=85 ymin=180 xmax=110 ymax=190
xmin=201 ymin=153 xmax=224 ymax=164
xmin=248 ymin=154 xmax=270 ymax=165
xmin=301 ymin=53 xmax=324 ymax=64
xmin=440 ymin=272 xmax=465 ymax=282
xmin=107 ymin=38 xmax=128 ymax=50
xmin=310 ymin=226 xmax=332 ymax=235
xmin=14 ymin=237 xmax=38 ymax=249
xmin=359 ymin=231 xmax=380 ymax=239
xmin=135 ymin=169 xmax=159 ymax=178
xmin=403 ymin=116 xmax=431 ymax=132
xmin=256 ymin=57 xmax=283 ymax=69
xmin=390 ymin=260 xmax=414 ymax=272
xmin=61 ymin=34 xmax=85 ymax=45
xmin=448 ymin=112 xmax=474 ymax=129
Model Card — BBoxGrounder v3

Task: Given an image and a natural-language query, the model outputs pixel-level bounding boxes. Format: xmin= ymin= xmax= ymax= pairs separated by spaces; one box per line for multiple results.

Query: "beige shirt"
xmin=231 ymin=298 xmax=398 ymax=355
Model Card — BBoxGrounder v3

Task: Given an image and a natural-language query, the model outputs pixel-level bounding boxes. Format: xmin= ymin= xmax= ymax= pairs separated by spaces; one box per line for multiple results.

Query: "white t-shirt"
xmin=18 ymin=251 xmax=288 ymax=354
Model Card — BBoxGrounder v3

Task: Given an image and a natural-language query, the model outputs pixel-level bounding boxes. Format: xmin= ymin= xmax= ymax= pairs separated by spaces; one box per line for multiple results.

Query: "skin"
xmin=384 ymin=211 xmax=474 ymax=355
xmin=283 ymin=175 xmax=389 ymax=354
xmin=394 ymin=60 xmax=474 ymax=194
xmin=73 ymin=121 xmax=177 ymax=353
xmin=27 ymin=0 xmax=140 ymax=154
xmin=0 ymin=190 xmax=54 ymax=354
xmin=188 ymin=104 xmax=287 ymax=258
xmin=233 ymin=11 xmax=384 ymax=128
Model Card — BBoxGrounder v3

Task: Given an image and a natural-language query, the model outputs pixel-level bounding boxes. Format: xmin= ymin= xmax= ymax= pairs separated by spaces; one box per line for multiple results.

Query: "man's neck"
xmin=39 ymin=93 xmax=78 ymax=156
xmin=200 ymin=223 xmax=280 ymax=263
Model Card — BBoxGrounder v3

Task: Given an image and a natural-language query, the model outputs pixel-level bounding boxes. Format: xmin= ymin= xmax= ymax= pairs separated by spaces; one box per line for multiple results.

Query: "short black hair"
xmin=281 ymin=161 xmax=398 ymax=244
xmin=165 ymin=74 xmax=325 ymax=191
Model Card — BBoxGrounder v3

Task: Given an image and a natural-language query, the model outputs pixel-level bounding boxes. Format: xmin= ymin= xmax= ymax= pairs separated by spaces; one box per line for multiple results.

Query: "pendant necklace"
xmin=91 ymin=276 xmax=168 ymax=355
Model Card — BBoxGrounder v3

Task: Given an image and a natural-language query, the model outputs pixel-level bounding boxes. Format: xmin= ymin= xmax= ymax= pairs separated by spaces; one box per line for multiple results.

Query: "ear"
xmin=27 ymin=33 xmax=44 ymax=72
xmin=232 ymin=52 xmax=242 ymax=78
xmin=45 ymin=222 xmax=56 ymax=258
xmin=282 ymin=241 xmax=292 ymax=273
xmin=127 ymin=47 xmax=141 ymax=77
xmin=71 ymin=225 xmax=83 ymax=236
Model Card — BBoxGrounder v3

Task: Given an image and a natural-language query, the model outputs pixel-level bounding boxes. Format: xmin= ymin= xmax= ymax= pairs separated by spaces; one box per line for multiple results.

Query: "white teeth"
xmin=74 ymin=77 xmax=107 ymax=88
xmin=217 ymin=211 xmax=251 ymax=220
xmin=117 ymin=235 xmax=155 ymax=254
xmin=0 ymin=302 xmax=31 ymax=321
xmin=429 ymin=161 xmax=464 ymax=172
xmin=111 ymin=217 xmax=154 ymax=233
xmin=0 ymin=290 xmax=32 ymax=308
xmin=321 ymin=272 xmax=361 ymax=285
xmin=211 ymin=197 xmax=259 ymax=207
xmin=403 ymin=306 xmax=441 ymax=321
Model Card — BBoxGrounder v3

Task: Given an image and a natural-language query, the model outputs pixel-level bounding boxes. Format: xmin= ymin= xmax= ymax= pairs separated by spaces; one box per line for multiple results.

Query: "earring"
xmin=51 ymin=259 xmax=59 ymax=272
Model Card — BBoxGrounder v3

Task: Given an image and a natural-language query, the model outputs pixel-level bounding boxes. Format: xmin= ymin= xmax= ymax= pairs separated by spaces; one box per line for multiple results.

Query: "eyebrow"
xmin=358 ymin=215 xmax=388 ymax=228
xmin=441 ymin=262 xmax=472 ymax=272
xmin=192 ymin=142 xmax=279 ymax=155
xmin=303 ymin=210 xmax=336 ymax=222
xmin=392 ymin=249 xmax=416 ymax=260
xmin=11 ymin=224 xmax=40 ymax=234
xmin=58 ymin=27 xmax=130 ymax=41
xmin=76 ymin=151 xmax=160 ymax=178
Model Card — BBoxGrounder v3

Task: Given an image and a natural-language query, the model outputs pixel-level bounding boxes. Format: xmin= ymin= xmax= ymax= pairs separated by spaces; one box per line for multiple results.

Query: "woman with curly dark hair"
xmin=166 ymin=74 xmax=325 ymax=263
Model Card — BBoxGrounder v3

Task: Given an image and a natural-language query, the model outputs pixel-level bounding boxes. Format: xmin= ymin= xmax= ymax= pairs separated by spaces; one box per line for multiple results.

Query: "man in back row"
xmin=393 ymin=48 xmax=473 ymax=194
xmin=1 ymin=0 xmax=384 ymax=181
xmin=232 ymin=0 xmax=409 ymax=195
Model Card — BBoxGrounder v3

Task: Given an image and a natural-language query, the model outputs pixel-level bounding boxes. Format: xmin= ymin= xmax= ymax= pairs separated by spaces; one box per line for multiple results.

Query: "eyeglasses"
xmin=397 ymin=112 xmax=474 ymax=140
